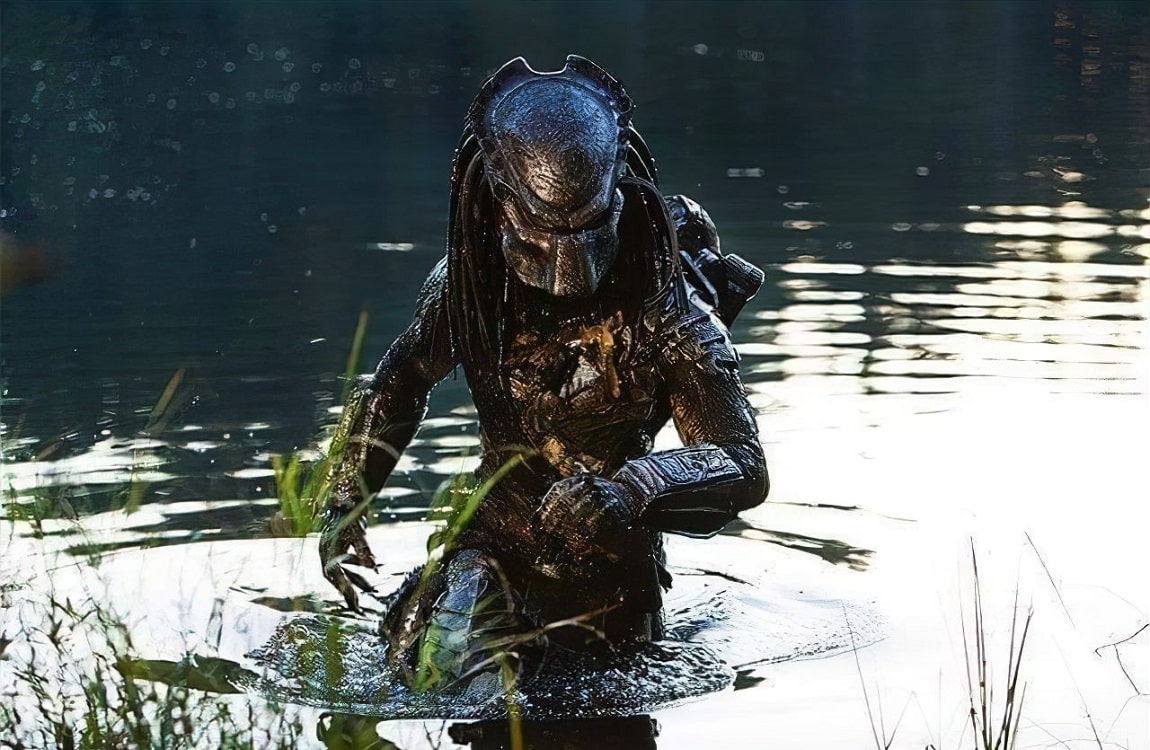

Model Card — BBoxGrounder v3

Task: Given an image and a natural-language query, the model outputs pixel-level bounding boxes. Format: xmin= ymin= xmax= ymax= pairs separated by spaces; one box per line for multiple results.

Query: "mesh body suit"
xmin=320 ymin=56 xmax=769 ymax=689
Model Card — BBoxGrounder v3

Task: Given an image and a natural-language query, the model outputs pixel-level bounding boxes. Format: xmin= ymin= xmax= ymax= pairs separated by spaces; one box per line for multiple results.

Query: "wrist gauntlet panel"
xmin=612 ymin=443 xmax=747 ymax=538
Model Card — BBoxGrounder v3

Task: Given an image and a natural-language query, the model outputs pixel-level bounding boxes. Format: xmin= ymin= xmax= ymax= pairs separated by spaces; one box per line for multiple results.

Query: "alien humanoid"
xmin=319 ymin=55 xmax=769 ymax=689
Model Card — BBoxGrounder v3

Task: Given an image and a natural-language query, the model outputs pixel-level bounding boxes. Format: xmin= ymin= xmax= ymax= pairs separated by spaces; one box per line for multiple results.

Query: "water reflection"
xmin=447 ymin=716 xmax=659 ymax=750
xmin=311 ymin=713 xmax=662 ymax=750
xmin=722 ymin=518 xmax=872 ymax=571
xmin=745 ymin=212 xmax=1147 ymax=402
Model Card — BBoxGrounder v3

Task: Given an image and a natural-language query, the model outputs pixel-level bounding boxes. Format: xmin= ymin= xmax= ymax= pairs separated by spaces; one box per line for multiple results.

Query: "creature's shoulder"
xmin=412 ymin=256 xmax=449 ymax=318
xmin=664 ymin=194 xmax=764 ymax=328
xmin=638 ymin=280 xmax=738 ymax=375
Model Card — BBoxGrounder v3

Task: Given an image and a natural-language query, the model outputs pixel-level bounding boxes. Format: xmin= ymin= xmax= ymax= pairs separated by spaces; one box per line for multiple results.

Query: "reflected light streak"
xmin=423 ymin=455 xmax=480 ymax=476
xmin=778 ymin=303 xmax=866 ymax=321
xmin=737 ymin=343 xmax=846 ymax=358
xmin=779 ymin=262 xmax=866 ymax=275
xmin=776 ymin=331 xmax=872 ymax=347
xmin=1055 ymin=240 xmax=1109 ymax=262
xmin=875 ymin=261 xmax=1148 ymax=280
xmin=892 ymin=292 xmax=1039 ymax=307
xmin=869 ymin=358 xmax=1135 ymax=380
xmin=758 ymin=218 xmax=1145 ymax=399
xmin=419 ymin=434 xmax=480 ymax=449
xmin=779 ymin=357 xmax=865 ymax=376
xmin=3 ymin=437 xmax=171 ymax=492
xmin=864 ymin=375 xmax=1144 ymax=395
xmin=970 ymin=201 xmax=1112 ymax=220
xmin=995 ymin=260 xmax=1149 ymax=280
xmin=954 ymin=278 xmax=1127 ymax=300
xmin=778 ymin=278 xmax=829 ymax=290
xmin=963 ymin=220 xmax=1119 ymax=239
xmin=877 ymin=339 xmax=1139 ymax=365
xmin=928 ymin=316 xmax=1144 ymax=338
xmin=790 ymin=290 xmax=865 ymax=302
xmin=874 ymin=264 xmax=1003 ymax=278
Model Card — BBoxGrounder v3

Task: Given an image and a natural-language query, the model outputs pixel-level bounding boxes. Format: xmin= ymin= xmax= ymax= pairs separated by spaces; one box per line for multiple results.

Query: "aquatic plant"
xmin=959 ymin=544 xmax=1032 ymax=750
xmin=846 ymin=601 xmax=909 ymax=750
xmin=269 ymin=451 xmax=334 ymax=537
xmin=849 ymin=543 xmax=1038 ymax=750
xmin=405 ymin=454 xmax=525 ymax=692
xmin=269 ymin=311 xmax=369 ymax=538
xmin=0 ymin=583 xmax=306 ymax=749
xmin=2 ymin=483 xmax=76 ymax=536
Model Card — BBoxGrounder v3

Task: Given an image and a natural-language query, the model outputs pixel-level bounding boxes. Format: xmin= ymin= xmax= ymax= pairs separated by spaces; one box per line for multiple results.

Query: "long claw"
xmin=344 ymin=553 xmax=376 ymax=569
xmin=351 ymin=537 xmax=378 ymax=569
xmin=343 ymin=568 xmax=376 ymax=596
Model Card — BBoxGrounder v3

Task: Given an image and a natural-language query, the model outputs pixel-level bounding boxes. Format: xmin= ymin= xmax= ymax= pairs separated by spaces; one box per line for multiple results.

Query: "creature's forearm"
xmin=613 ymin=440 xmax=767 ymax=538
xmin=615 ymin=300 xmax=768 ymax=537
xmin=324 ymin=258 xmax=453 ymax=515
xmin=326 ymin=371 xmax=429 ymax=513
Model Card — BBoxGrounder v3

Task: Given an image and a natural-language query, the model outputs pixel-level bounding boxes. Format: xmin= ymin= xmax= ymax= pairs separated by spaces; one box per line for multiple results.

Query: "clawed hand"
xmin=531 ymin=474 xmax=636 ymax=572
xmin=319 ymin=507 xmax=379 ymax=613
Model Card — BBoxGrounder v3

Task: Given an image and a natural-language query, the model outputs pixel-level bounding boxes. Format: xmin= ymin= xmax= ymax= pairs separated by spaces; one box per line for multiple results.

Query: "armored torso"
xmin=503 ymin=300 xmax=657 ymax=478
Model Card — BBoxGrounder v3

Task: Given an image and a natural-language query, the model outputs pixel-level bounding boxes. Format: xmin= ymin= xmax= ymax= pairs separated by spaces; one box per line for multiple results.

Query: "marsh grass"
xmin=405 ymin=454 xmax=525 ymax=692
xmin=959 ymin=545 xmax=1032 ymax=750
xmin=269 ymin=451 xmax=333 ymax=537
xmin=846 ymin=601 xmax=909 ymax=750
xmin=0 ymin=365 xmax=330 ymax=747
xmin=850 ymin=543 xmax=1036 ymax=750
xmin=0 ymin=583 xmax=306 ymax=749
xmin=2 ymin=483 xmax=77 ymax=535
xmin=269 ymin=310 xmax=369 ymax=538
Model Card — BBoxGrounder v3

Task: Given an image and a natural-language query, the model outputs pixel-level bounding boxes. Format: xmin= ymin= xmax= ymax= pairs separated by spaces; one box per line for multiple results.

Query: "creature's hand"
xmin=319 ymin=501 xmax=378 ymax=613
xmin=531 ymin=474 xmax=637 ymax=573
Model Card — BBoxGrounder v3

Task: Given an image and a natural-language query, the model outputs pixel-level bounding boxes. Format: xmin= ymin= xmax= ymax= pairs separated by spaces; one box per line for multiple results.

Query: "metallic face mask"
xmin=469 ymin=56 xmax=633 ymax=297
xmin=499 ymin=188 xmax=624 ymax=298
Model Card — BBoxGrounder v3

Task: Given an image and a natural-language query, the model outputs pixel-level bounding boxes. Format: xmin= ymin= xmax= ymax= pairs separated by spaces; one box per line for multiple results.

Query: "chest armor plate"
xmin=503 ymin=311 xmax=657 ymax=477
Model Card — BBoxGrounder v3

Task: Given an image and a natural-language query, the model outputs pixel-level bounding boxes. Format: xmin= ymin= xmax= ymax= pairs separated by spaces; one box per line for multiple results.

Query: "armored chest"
xmin=503 ymin=311 xmax=658 ymax=477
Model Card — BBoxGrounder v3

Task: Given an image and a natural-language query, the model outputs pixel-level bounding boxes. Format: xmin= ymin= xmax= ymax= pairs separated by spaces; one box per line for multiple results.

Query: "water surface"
xmin=2 ymin=2 xmax=1148 ymax=747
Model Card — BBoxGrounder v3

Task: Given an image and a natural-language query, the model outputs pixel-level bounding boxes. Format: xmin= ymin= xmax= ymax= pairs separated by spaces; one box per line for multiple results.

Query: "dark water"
xmin=1 ymin=1 xmax=1148 ymax=745
xmin=3 ymin=0 xmax=1145 ymax=521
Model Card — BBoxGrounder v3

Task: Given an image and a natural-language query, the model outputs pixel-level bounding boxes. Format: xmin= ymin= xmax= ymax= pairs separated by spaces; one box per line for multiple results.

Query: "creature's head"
xmin=468 ymin=56 xmax=633 ymax=297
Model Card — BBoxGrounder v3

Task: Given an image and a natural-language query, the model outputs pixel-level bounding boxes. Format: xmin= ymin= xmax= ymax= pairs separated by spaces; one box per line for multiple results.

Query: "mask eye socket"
xmin=491 ymin=180 xmax=539 ymax=233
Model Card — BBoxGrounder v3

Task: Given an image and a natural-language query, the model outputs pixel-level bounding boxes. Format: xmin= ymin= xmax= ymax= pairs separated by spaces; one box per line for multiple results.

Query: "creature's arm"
xmin=320 ymin=257 xmax=455 ymax=610
xmin=612 ymin=307 xmax=768 ymax=537
xmin=534 ymin=301 xmax=768 ymax=564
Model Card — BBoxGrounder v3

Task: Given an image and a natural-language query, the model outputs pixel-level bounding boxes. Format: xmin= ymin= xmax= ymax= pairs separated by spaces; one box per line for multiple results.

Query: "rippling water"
xmin=2 ymin=2 xmax=1148 ymax=748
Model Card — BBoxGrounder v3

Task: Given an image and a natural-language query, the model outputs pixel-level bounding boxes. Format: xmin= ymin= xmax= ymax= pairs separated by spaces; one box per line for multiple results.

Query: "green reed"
xmin=270 ymin=310 xmax=369 ymax=538
xmin=0 ymin=579 xmax=306 ymax=748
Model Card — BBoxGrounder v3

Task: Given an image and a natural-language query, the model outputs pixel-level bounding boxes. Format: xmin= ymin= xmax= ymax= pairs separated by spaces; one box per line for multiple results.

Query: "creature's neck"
xmin=513 ymin=274 xmax=623 ymax=336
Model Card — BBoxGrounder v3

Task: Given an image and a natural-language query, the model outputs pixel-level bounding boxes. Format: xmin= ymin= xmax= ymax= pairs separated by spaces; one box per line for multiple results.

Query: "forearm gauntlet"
xmin=326 ymin=374 xmax=429 ymax=514
xmin=613 ymin=442 xmax=763 ymax=538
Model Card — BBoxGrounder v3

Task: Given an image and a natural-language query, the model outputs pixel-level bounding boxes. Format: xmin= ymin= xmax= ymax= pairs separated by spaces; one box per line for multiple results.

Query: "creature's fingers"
xmin=351 ymin=536 xmax=378 ymax=570
xmin=343 ymin=553 xmax=376 ymax=569
xmin=342 ymin=567 xmax=376 ymax=597
xmin=570 ymin=499 xmax=601 ymax=528
xmin=322 ymin=558 xmax=362 ymax=613
xmin=538 ymin=500 xmax=576 ymax=538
